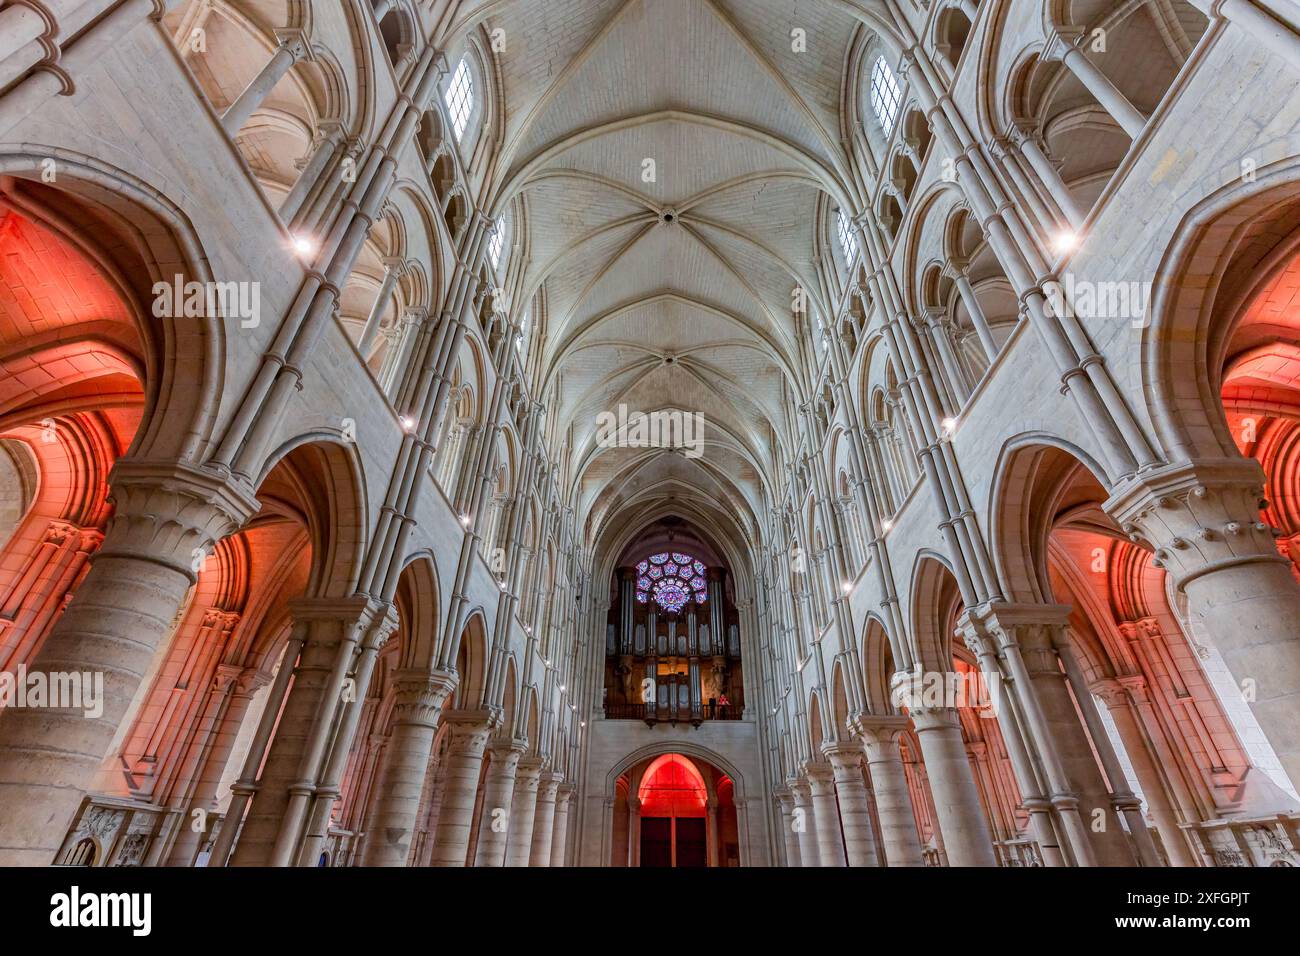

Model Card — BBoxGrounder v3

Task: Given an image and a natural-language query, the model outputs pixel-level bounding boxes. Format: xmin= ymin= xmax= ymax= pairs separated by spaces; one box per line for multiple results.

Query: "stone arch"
xmin=987 ymin=433 xmax=1113 ymax=604
xmin=1142 ymin=157 xmax=1300 ymax=462
xmin=0 ymin=154 xmax=227 ymax=460
xmin=451 ymin=609 xmax=490 ymax=709
xmin=861 ymin=613 xmax=897 ymax=714
xmin=254 ymin=436 xmax=368 ymax=598
xmin=909 ymin=551 xmax=964 ymax=673
xmin=393 ymin=552 xmax=441 ymax=672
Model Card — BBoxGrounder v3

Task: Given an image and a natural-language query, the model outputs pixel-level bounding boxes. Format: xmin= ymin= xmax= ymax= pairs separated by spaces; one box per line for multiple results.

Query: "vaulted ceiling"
xmin=462 ymin=0 xmax=873 ymax=556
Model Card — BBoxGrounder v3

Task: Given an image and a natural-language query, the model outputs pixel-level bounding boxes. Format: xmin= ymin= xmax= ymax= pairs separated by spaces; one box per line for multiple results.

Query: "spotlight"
xmin=559 ymin=684 xmax=566 ymax=692
xmin=399 ymin=415 xmax=416 ymax=432
xmin=459 ymin=514 xmax=471 ymax=527
xmin=842 ymin=581 xmax=853 ymax=594
xmin=941 ymin=417 xmax=957 ymax=434
xmin=291 ymin=234 xmax=317 ymax=258
xmin=1051 ymin=230 xmax=1079 ymax=254
xmin=882 ymin=519 xmax=893 ymax=532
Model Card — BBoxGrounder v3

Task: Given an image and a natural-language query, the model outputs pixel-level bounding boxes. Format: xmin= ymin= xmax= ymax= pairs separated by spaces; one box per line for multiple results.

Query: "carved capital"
xmin=99 ymin=460 xmax=259 ymax=581
xmin=389 ymin=668 xmax=457 ymax=727
xmin=1105 ymin=458 xmax=1283 ymax=589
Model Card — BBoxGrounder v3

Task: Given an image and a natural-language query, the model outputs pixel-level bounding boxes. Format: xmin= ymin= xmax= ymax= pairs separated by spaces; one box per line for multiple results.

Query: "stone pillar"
xmin=550 ymin=784 xmax=574 ymax=867
xmin=859 ymin=720 xmax=925 ymax=866
xmin=1012 ymin=126 xmax=1085 ymax=228
xmin=1108 ymin=459 xmax=1300 ymax=792
xmin=504 ymin=757 xmax=542 ymax=866
xmin=774 ymin=788 xmax=802 ymax=866
xmin=222 ymin=29 xmax=312 ymax=136
xmin=923 ymin=310 xmax=970 ymax=408
xmin=429 ymin=712 xmax=495 ymax=866
xmin=910 ymin=707 xmax=997 ymax=866
xmin=706 ymin=799 xmax=719 ymax=867
xmin=231 ymin=597 xmax=384 ymax=866
xmin=279 ymin=121 xmax=344 ymax=225
xmin=165 ymin=666 xmax=270 ymax=866
xmin=360 ymin=671 xmax=455 ymax=866
xmin=1095 ymin=678 xmax=1198 ymax=866
xmin=357 ymin=258 xmax=406 ymax=358
xmin=473 ymin=738 xmax=524 ymax=866
xmin=0 ymin=520 xmax=102 ymax=678
xmin=804 ymin=762 xmax=846 ymax=867
xmin=824 ymin=742 xmax=880 ymax=866
xmin=1045 ymin=28 xmax=1147 ymax=138
xmin=528 ymin=771 xmax=561 ymax=866
xmin=0 ymin=465 xmax=252 ymax=866
xmin=998 ymin=610 xmax=1136 ymax=865
xmin=789 ymin=776 xmax=819 ymax=866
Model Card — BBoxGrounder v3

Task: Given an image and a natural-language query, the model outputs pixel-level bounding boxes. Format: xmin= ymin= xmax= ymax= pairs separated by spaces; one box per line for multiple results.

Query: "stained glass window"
xmin=634 ymin=551 xmax=708 ymax=613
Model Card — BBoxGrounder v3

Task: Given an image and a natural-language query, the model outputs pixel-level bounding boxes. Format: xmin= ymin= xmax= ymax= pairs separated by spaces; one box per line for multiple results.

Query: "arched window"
xmin=869 ymin=56 xmax=903 ymax=136
xmin=835 ymin=208 xmax=858 ymax=267
xmin=487 ymin=220 xmax=506 ymax=269
xmin=636 ymin=552 xmax=708 ymax=614
xmin=445 ymin=57 xmax=474 ymax=141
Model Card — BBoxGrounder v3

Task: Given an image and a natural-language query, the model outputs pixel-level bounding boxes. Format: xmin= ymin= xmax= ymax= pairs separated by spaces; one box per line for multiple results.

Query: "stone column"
xmin=804 ymin=761 xmax=846 ymax=867
xmin=1044 ymin=28 xmax=1147 ymax=139
xmin=528 ymin=771 xmax=562 ymax=866
xmin=504 ymin=757 xmax=542 ymax=866
xmin=222 ymin=29 xmax=312 ymax=136
xmin=859 ymin=720 xmax=925 ymax=866
xmin=357 ymin=258 xmax=405 ymax=358
xmin=995 ymin=610 xmax=1135 ymax=865
xmin=279 ymin=121 xmax=344 ymax=225
xmin=923 ymin=310 xmax=970 ymax=408
xmin=1011 ymin=126 xmax=1085 ymax=228
xmin=360 ymin=672 xmax=455 ymax=866
xmin=824 ymin=742 xmax=881 ymax=866
xmin=429 ymin=712 xmax=495 ymax=866
xmin=231 ymin=596 xmax=385 ymax=866
xmin=774 ymin=789 xmax=802 ymax=866
xmin=789 ymin=777 xmax=819 ymax=866
xmin=706 ymin=799 xmax=719 ymax=867
xmin=473 ymin=738 xmax=524 ymax=866
xmin=910 ymin=707 xmax=997 ymax=866
xmin=1108 ymin=459 xmax=1300 ymax=792
xmin=165 ymin=666 xmax=270 ymax=866
xmin=550 ymin=784 xmax=574 ymax=867
xmin=1095 ymin=678 xmax=1197 ymax=866
xmin=0 ymin=464 xmax=252 ymax=866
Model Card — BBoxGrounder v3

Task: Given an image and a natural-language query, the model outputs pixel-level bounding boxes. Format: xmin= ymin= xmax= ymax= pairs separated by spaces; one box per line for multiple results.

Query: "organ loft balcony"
xmin=602 ymin=545 xmax=745 ymax=727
